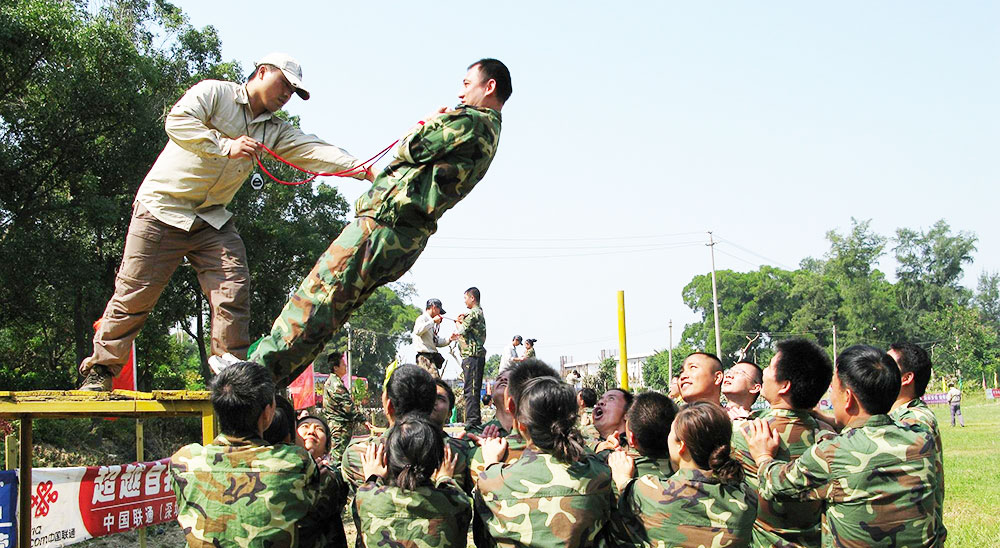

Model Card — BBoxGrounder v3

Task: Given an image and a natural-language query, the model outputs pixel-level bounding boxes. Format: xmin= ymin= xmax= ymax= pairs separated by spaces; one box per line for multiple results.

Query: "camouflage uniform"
xmin=579 ymin=423 xmax=601 ymax=446
xmin=299 ymin=461 xmax=349 ymax=548
xmin=322 ymin=374 xmax=366 ymax=463
xmin=755 ymin=414 xmax=940 ymax=548
xmin=579 ymin=407 xmax=594 ymax=428
xmin=465 ymin=418 xmax=509 ymax=439
xmin=890 ymin=398 xmax=946 ymax=545
xmin=251 ymin=106 xmax=502 ymax=385
xmin=170 ymin=434 xmax=319 ymax=547
xmin=468 ymin=432 xmax=528 ymax=489
xmin=730 ymin=408 xmax=835 ymax=547
xmin=596 ymin=445 xmax=673 ymax=483
xmin=612 ymin=468 xmax=756 ymax=548
xmin=355 ymin=475 xmax=472 ymax=548
xmin=475 ymin=446 xmax=613 ymax=548
xmin=458 ymin=304 xmax=488 ymax=426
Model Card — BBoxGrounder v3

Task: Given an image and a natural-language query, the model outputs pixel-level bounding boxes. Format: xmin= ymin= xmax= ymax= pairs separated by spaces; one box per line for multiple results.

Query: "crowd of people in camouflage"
xmin=169 ymin=337 xmax=947 ymax=548
xmin=78 ymin=41 xmax=947 ymax=547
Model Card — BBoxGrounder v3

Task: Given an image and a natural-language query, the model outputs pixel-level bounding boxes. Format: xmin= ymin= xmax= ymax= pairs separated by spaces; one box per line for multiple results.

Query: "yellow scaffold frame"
xmin=0 ymin=389 xmax=216 ymax=548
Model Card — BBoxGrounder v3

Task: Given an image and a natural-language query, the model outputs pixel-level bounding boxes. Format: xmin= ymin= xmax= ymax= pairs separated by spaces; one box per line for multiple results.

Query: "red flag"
xmin=93 ymin=319 xmax=136 ymax=391
xmin=112 ymin=342 xmax=137 ymax=391
xmin=289 ymin=364 xmax=317 ymax=409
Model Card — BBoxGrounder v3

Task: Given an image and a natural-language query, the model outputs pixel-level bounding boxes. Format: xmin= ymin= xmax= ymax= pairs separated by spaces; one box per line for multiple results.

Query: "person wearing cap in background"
xmin=78 ymin=53 xmax=373 ymax=391
xmin=499 ymin=335 xmax=522 ymax=372
xmin=412 ymin=298 xmax=450 ymax=378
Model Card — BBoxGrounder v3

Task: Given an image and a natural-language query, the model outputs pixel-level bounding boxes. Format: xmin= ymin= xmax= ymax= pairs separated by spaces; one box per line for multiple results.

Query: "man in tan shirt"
xmin=79 ymin=52 xmax=371 ymax=390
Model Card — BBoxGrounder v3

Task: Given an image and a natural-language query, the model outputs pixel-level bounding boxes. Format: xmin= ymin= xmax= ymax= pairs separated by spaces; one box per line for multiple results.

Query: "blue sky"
xmin=170 ymin=1 xmax=998 ymax=377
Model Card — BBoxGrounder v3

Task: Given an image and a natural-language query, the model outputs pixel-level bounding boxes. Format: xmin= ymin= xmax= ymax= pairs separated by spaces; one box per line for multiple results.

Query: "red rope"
xmin=253 ymin=139 xmax=400 ymax=186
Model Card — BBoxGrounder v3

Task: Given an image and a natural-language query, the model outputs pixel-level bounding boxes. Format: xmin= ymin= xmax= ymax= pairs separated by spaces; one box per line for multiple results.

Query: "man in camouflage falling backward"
xmin=170 ymin=361 xmax=320 ymax=547
xmin=744 ymin=344 xmax=941 ymax=548
xmin=251 ymin=59 xmax=511 ymax=386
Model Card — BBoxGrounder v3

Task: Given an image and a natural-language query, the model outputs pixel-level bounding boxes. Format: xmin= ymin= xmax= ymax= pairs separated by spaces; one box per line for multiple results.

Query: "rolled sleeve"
xmin=165 ymin=81 xmax=233 ymax=158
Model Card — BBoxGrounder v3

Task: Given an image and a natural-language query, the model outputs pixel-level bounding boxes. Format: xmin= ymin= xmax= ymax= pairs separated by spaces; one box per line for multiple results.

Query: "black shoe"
xmin=79 ymin=365 xmax=114 ymax=391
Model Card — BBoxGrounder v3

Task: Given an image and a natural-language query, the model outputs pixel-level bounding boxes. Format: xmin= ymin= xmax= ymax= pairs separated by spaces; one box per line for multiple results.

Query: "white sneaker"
xmin=208 ymin=353 xmax=242 ymax=375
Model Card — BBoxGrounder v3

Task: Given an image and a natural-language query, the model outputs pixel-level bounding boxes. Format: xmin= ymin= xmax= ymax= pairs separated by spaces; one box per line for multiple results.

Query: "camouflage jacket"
xmin=465 ymin=418 xmax=510 ymax=439
xmin=323 ymin=374 xmax=366 ymax=463
xmin=612 ymin=468 xmax=756 ymax=548
xmin=355 ymin=475 xmax=472 ymax=548
xmin=355 ymin=105 xmax=501 ymax=230
xmin=342 ymin=429 xmax=472 ymax=493
xmin=890 ymin=398 xmax=946 ymax=545
xmin=457 ymin=305 xmax=487 ymax=358
xmin=170 ymin=434 xmax=319 ymax=547
xmin=468 ymin=432 xmax=528 ymax=489
xmin=756 ymin=414 xmax=939 ymax=548
xmin=578 ymin=408 xmax=594 ymax=428
xmin=475 ymin=446 xmax=613 ymax=548
xmin=731 ymin=407 xmax=836 ymax=548
xmin=594 ymin=445 xmax=673 ymax=487
xmin=299 ymin=460 xmax=348 ymax=548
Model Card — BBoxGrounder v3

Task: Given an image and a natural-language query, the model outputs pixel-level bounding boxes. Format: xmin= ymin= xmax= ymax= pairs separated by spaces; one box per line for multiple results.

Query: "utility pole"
xmin=668 ymin=319 xmax=673 ymax=380
xmin=707 ymin=232 xmax=722 ymax=357
xmin=832 ymin=324 xmax=838 ymax=361
xmin=346 ymin=323 xmax=352 ymax=382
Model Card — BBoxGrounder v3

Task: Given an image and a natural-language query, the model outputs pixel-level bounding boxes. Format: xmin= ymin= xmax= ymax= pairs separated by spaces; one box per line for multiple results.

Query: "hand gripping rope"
xmin=252 ymin=121 xmax=425 ymax=186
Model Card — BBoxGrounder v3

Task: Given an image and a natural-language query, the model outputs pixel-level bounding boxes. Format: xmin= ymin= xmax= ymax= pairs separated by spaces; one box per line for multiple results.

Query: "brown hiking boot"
xmin=79 ymin=365 xmax=114 ymax=391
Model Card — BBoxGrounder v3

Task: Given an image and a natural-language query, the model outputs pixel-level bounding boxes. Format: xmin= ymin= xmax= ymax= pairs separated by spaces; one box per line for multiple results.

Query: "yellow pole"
xmin=136 ymin=420 xmax=147 ymax=548
xmin=617 ymin=291 xmax=629 ymax=390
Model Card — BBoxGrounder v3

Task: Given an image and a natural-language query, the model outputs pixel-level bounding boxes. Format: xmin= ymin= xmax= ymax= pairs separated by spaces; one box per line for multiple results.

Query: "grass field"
xmin=937 ymin=391 xmax=1000 ymax=547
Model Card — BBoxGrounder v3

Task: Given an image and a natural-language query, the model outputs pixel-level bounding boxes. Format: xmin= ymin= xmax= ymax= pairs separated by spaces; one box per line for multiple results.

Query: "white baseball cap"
xmin=255 ymin=52 xmax=310 ymax=100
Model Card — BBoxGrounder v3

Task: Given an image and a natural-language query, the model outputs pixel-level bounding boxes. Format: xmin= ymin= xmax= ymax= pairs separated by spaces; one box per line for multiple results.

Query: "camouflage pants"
xmin=252 ymin=216 xmax=428 ymax=386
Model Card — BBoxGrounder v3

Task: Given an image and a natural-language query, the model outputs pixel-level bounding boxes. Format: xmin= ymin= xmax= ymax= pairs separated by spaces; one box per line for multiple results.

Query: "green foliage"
xmin=0 ymin=0 xmax=422 ymax=391
xmin=678 ymin=218 xmax=997 ymax=382
xmin=484 ymin=353 xmax=501 ymax=379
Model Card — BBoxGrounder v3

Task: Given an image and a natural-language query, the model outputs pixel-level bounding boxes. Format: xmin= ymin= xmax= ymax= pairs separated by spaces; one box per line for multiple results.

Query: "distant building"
xmin=561 ymin=350 xmax=652 ymax=388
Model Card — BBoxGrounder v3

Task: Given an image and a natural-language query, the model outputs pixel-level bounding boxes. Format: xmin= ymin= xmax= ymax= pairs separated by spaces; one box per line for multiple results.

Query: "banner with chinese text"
xmin=15 ymin=459 xmax=177 ymax=547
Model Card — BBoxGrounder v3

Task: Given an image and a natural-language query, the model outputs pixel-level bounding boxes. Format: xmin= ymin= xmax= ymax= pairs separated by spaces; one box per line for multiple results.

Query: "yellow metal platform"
xmin=0 ymin=389 xmax=216 ymax=548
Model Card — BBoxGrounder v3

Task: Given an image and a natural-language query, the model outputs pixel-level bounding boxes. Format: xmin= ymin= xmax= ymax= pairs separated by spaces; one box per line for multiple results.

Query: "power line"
xmin=426 ymin=240 xmax=704 ymax=251
xmin=714 ymin=236 xmax=793 ymax=270
xmin=420 ymin=242 xmax=703 ymax=260
xmin=432 ymin=231 xmax=706 ymax=242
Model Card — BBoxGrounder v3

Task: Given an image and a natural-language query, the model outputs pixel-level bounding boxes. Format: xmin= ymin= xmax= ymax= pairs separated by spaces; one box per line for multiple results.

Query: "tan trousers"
xmin=80 ymin=203 xmax=250 ymax=376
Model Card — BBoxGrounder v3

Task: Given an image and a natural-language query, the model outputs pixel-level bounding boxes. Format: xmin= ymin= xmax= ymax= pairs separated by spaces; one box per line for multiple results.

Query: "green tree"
xmin=0 ymin=0 xmax=239 ymax=389
xmin=976 ymin=271 xmax=1000 ymax=332
xmin=894 ymin=220 xmax=977 ymax=332
xmin=484 ymin=353 xmax=501 ymax=379
xmin=919 ymin=305 xmax=998 ymax=382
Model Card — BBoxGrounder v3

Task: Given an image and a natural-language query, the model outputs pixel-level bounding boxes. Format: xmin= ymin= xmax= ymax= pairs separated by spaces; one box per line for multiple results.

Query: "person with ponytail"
xmin=356 ymin=414 xmax=471 ymax=547
xmin=476 ymin=376 xmax=612 ymax=548
xmin=609 ymin=401 xmax=755 ymax=547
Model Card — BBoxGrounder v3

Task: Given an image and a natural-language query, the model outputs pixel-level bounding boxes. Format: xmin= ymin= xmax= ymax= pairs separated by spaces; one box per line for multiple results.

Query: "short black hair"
xmin=773 ymin=339 xmax=834 ymax=409
xmin=607 ymin=387 xmax=634 ymax=413
xmin=733 ymin=361 xmax=763 ymax=385
xmin=686 ymin=352 xmax=723 ymax=373
xmin=262 ymin=394 xmax=296 ymax=445
xmin=385 ymin=364 xmax=436 ymax=417
xmin=506 ymin=359 xmax=559 ymax=409
xmin=469 ymin=58 xmax=512 ymax=103
xmin=465 ymin=286 xmax=481 ymax=302
xmin=888 ymin=342 xmax=932 ymax=397
xmin=435 ymin=379 xmax=456 ymax=411
xmin=626 ymin=392 xmax=678 ymax=458
xmin=578 ymin=387 xmax=597 ymax=407
xmin=210 ymin=361 xmax=275 ymax=437
xmin=836 ymin=345 xmax=901 ymax=415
